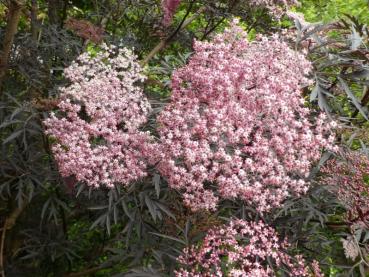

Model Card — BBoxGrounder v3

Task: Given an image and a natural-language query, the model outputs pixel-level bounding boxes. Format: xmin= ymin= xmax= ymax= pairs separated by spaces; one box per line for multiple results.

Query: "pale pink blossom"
xmin=341 ymin=236 xmax=359 ymax=261
xmin=311 ymin=260 xmax=324 ymax=277
xmin=44 ymin=44 xmax=152 ymax=188
xmin=156 ymin=20 xmax=336 ymax=212
xmin=176 ymin=219 xmax=308 ymax=276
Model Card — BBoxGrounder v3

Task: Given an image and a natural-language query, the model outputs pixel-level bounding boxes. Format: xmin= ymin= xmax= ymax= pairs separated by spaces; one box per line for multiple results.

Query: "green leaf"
xmin=339 ymin=77 xmax=368 ymax=120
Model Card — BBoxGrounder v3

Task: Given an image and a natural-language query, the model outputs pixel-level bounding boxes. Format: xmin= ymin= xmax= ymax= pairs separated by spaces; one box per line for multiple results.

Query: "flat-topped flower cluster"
xmin=176 ymin=219 xmax=308 ymax=277
xmin=156 ymin=21 xmax=336 ymax=212
xmin=44 ymin=44 xmax=152 ymax=188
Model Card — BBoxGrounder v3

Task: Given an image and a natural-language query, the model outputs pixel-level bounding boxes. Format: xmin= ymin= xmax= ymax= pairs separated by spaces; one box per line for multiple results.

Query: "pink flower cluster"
xmin=44 ymin=44 xmax=152 ymax=188
xmin=340 ymin=236 xmax=359 ymax=261
xmin=250 ymin=0 xmax=299 ymax=18
xmin=161 ymin=0 xmax=181 ymax=26
xmin=156 ymin=21 xmax=336 ymax=212
xmin=322 ymin=150 xmax=369 ymax=225
xmin=176 ymin=219 xmax=308 ymax=277
xmin=311 ymin=260 xmax=324 ymax=277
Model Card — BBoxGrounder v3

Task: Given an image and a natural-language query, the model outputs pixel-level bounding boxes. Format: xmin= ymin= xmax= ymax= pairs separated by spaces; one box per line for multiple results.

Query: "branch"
xmin=200 ymin=17 xmax=225 ymax=40
xmin=0 ymin=200 xmax=28 ymax=277
xmin=140 ymin=5 xmax=206 ymax=66
xmin=0 ymin=0 xmax=25 ymax=93
xmin=0 ymin=225 xmax=5 ymax=277
xmin=30 ymin=0 xmax=40 ymax=41
xmin=200 ymin=0 xmax=241 ymax=41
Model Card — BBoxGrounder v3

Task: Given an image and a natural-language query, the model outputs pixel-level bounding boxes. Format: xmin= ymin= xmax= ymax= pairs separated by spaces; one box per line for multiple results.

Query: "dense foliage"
xmin=1 ymin=0 xmax=369 ymax=276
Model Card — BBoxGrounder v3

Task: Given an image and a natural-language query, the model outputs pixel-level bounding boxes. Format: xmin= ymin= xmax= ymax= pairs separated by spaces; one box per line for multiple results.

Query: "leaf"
xmin=294 ymin=18 xmax=302 ymax=31
xmin=0 ymin=119 xmax=22 ymax=129
xmin=3 ymin=129 xmax=24 ymax=144
xmin=317 ymin=89 xmax=331 ymax=113
xmin=0 ymin=180 xmax=11 ymax=199
xmin=54 ymin=198 xmax=70 ymax=213
xmin=149 ymin=232 xmax=186 ymax=245
xmin=298 ymin=23 xmax=327 ymax=43
xmin=184 ymin=219 xmax=191 ymax=243
xmin=10 ymin=106 xmax=26 ymax=120
xmin=152 ymin=173 xmax=160 ymax=199
xmin=108 ymin=190 xmax=114 ymax=211
xmin=363 ymin=231 xmax=369 ymax=242
xmin=90 ymin=213 xmax=107 ymax=230
xmin=41 ymin=198 xmax=51 ymax=220
xmin=339 ymin=77 xmax=368 ymax=120
xmin=350 ymin=27 xmax=362 ymax=50
xmin=317 ymin=152 xmax=332 ymax=169
xmin=4 ymin=93 xmax=21 ymax=106
xmin=106 ymin=213 xmax=111 ymax=235
xmin=344 ymin=69 xmax=369 ymax=80
xmin=347 ymin=132 xmax=357 ymax=146
xmin=145 ymin=194 xmax=157 ymax=222
xmin=76 ymin=183 xmax=85 ymax=197
xmin=113 ymin=205 xmax=118 ymax=224
xmin=155 ymin=202 xmax=175 ymax=219
xmin=359 ymin=139 xmax=368 ymax=155
xmin=359 ymin=264 xmax=365 ymax=277
xmin=355 ymin=228 xmax=363 ymax=241
xmin=152 ymin=250 xmax=164 ymax=266
xmin=121 ymin=198 xmax=133 ymax=220
xmin=310 ymin=85 xmax=319 ymax=102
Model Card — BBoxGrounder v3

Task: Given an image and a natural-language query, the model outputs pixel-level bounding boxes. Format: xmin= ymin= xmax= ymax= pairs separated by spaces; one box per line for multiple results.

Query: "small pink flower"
xmin=44 ymin=44 xmax=152 ymax=188
xmin=176 ymin=220 xmax=308 ymax=276
xmin=155 ymin=20 xmax=336 ymax=212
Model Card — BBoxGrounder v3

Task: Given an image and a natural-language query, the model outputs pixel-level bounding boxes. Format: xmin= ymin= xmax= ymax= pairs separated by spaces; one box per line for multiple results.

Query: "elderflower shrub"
xmin=176 ymin=219 xmax=308 ymax=277
xmin=44 ymin=44 xmax=152 ymax=188
xmin=155 ymin=20 xmax=337 ymax=212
